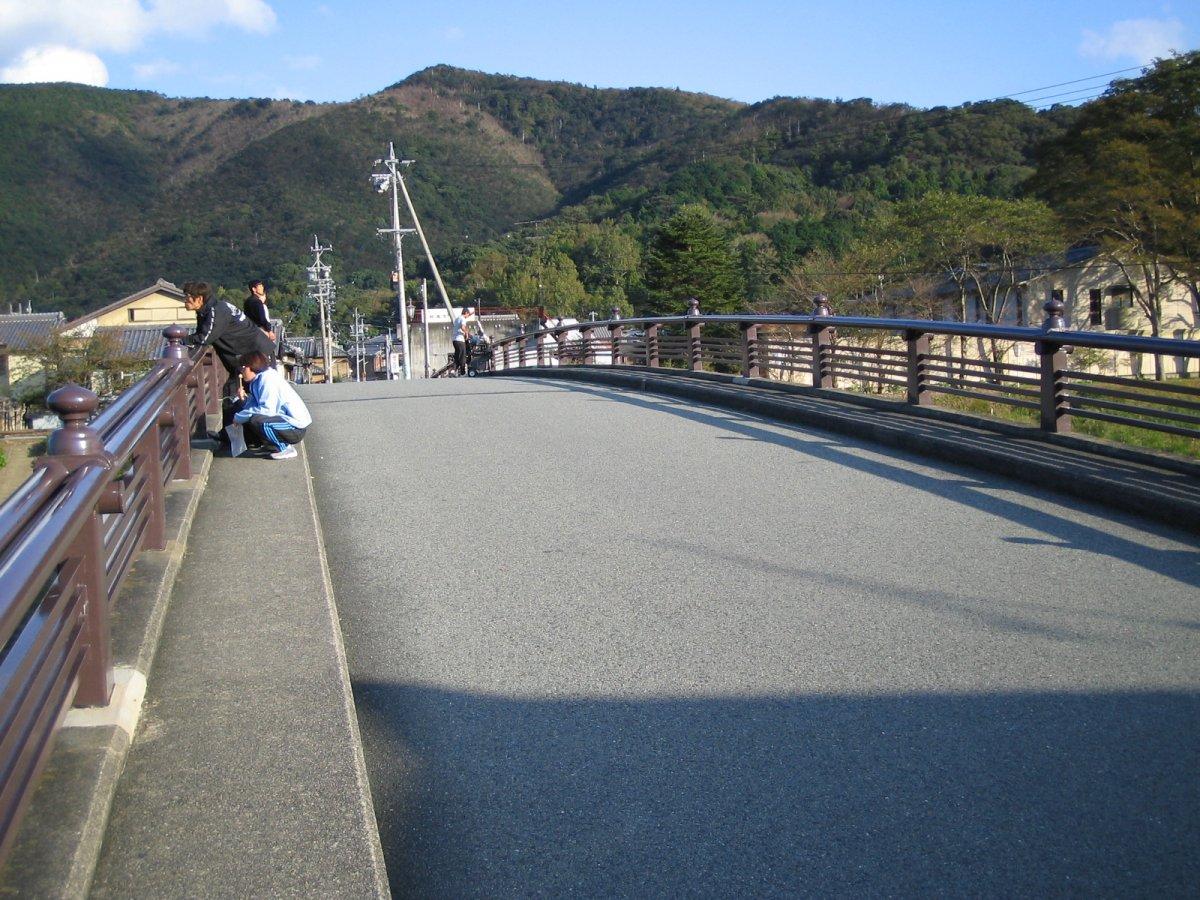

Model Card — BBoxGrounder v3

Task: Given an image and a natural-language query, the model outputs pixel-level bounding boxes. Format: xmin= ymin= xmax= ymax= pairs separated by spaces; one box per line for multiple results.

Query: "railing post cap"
xmin=47 ymin=383 xmax=99 ymax=420
xmin=813 ymin=294 xmax=832 ymax=317
xmin=45 ymin=384 xmax=106 ymax=459
xmin=1043 ymin=296 xmax=1067 ymax=330
xmin=162 ymin=324 xmax=190 ymax=360
xmin=687 ymin=297 xmax=700 ymax=316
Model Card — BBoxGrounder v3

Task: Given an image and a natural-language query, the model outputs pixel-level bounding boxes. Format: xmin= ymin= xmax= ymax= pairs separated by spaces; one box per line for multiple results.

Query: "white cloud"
xmin=1079 ymin=18 xmax=1186 ymax=63
xmin=0 ymin=1 xmax=277 ymax=84
xmin=148 ymin=0 xmax=276 ymax=38
xmin=0 ymin=43 xmax=109 ymax=85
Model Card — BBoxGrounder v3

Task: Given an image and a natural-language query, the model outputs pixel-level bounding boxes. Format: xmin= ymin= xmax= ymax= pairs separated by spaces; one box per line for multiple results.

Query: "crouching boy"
xmin=228 ymin=351 xmax=311 ymax=459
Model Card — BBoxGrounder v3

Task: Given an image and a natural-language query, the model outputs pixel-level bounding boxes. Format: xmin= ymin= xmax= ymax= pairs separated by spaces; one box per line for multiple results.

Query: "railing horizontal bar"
xmin=922 ymin=365 xmax=1043 ymax=390
xmin=1068 ymin=395 xmax=1200 ymax=427
xmin=1068 ymin=370 xmax=1200 ymax=397
xmin=1069 ymin=407 xmax=1200 ymax=438
xmin=1069 ymin=383 xmax=1200 ymax=413
xmin=564 ymin=315 xmax=1200 ymax=358
xmin=0 ymin=470 xmax=64 ymax=561
xmin=926 ymin=384 xmax=1041 ymax=410
xmin=927 ymin=377 xmax=1042 ymax=400
xmin=834 ymin=345 xmax=907 ymax=359
xmin=0 ymin=466 xmax=110 ymax=648
xmin=923 ymin=355 xmax=1042 ymax=377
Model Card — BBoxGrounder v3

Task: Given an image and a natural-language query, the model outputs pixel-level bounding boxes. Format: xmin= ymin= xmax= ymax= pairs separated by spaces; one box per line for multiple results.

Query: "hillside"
xmin=0 ymin=66 xmax=1077 ymax=321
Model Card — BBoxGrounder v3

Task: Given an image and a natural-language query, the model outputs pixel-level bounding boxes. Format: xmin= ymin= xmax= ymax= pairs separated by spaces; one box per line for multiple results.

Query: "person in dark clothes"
xmin=182 ymin=280 xmax=275 ymax=400
xmin=243 ymin=279 xmax=276 ymax=342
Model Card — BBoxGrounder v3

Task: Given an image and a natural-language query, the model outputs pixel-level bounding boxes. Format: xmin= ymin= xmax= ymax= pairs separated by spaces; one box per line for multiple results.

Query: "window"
xmin=1089 ymin=289 xmax=1102 ymax=326
xmin=129 ymin=307 xmax=191 ymax=323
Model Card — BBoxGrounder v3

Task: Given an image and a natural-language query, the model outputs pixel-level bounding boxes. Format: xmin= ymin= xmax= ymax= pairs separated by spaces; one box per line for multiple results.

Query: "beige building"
xmin=1 ymin=280 xmax=191 ymax=400
xmin=62 ymin=279 xmax=190 ymax=337
xmin=1016 ymin=251 xmax=1197 ymax=377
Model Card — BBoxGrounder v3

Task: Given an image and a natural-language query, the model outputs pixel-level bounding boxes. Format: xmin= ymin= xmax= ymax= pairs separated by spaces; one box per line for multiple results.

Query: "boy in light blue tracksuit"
xmin=229 ymin=351 xmax=312 ymax=460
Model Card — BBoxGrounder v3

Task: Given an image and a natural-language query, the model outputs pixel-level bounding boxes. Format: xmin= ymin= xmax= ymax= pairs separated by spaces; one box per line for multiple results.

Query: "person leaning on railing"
xmin=182 ymin=280 xmax=276 ymax=396
xmin=182 ymin=280 xmax=277 ymax=445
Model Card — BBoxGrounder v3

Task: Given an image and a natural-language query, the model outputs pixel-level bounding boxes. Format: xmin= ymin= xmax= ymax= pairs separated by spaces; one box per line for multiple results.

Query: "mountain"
xmin=0 ymin=66 xmax=1077 ymax=319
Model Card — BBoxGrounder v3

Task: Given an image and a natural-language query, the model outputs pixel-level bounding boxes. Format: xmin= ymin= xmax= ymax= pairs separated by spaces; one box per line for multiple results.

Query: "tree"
xmin=1033 ymin=52 xmax=1200 ymax=375
xmin=21 ymin=330 xmax=153 ymax=404
xmin=643 ymin=204 xmax=742 ymax=314
xmin=894 ymin=192 xmax=1061 ymax=327
xmin=495 ymin=248 xmax=588 ymax=315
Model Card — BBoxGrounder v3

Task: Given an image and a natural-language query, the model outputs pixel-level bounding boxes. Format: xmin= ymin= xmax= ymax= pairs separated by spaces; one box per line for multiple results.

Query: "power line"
xmin=998 ymin=64 xmax=1145 ymax=99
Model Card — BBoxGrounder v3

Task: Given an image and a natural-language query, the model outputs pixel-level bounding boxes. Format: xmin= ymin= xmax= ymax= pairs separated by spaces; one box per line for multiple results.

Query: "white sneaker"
xmin=225 ymin=424 xmax=247 ymax=457
xmin=270 ymin=446 xmax=298 ymax=460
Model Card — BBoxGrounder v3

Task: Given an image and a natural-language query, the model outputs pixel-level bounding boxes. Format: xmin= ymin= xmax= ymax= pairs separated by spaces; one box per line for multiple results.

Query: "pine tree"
xmin=644 ymin=205 xmax=742 ymax=314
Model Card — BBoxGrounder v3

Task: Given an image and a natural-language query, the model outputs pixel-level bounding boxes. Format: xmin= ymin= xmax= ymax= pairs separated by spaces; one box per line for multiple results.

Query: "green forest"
xmin=0 ymin=54 xmax=1196 ymax=340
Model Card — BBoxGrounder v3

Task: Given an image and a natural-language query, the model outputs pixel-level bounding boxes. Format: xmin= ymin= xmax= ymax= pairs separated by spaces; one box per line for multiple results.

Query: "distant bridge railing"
xmin=0 ymin=326 xmax=221 ymax=863
xmin=490 ymin=298 xmax=1200 ymax=442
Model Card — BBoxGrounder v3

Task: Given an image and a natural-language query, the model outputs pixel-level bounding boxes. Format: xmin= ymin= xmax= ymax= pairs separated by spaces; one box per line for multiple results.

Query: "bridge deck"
xmin=306 ymin=377 xmax=1199 ymax=897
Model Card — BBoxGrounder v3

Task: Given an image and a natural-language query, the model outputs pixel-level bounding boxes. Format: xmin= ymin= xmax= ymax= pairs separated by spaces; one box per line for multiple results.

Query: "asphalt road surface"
xmin=303 ymin=376 xmax=1199 ymax=898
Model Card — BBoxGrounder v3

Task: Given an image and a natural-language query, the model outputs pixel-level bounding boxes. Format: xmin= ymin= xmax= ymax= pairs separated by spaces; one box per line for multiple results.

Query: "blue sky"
xmin=1 ymin=1 xmax=1197 ymax=109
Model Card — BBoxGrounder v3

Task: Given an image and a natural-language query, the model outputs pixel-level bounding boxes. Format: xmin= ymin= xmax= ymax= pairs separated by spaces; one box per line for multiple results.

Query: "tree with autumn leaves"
xmin=1033 ymin=51 xmax=1200 ymax=356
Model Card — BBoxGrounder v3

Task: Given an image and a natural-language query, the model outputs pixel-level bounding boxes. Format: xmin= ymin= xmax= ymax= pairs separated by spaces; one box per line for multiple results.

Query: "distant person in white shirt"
xmin=226 ymin=351 xmax=312 ymax=460
xmin=452 ymin=306 xmax=474 ymax=375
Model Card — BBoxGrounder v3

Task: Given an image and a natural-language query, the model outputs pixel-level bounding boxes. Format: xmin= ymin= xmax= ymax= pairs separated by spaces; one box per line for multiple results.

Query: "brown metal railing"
xmin=490 ymin=297 xmax=1200 ymax=441
xmin=0 ymin=326 xmax=219 ymax=863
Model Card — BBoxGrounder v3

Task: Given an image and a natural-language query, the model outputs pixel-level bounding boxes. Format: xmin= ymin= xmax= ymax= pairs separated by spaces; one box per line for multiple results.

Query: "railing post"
xmin=40 ymin=386 xmax=116 ymax=708
xmin=1038 ymin=297 xmax=1072 ymax=433
xmin=203 ymin=351 xmax=222 ymax=417
xmin=810 ymin=294 xmax=834 ymax=388
xmin=687 ymin=298 xmax=702 ymax=372
xmin=646 ymin=323 xmax=660 ymax=367
xmin=610 ymin=306 xmax=622 ymax=366
xmin=161 ymin=325 xmax=194 ymax=480
xmin=581 ymin=324 xmax=594 ymax=365
xmin=905 ymin=330 xmax=931 ymax=406
xmin=555 ymin=331 xmax=566 ymax=366
xmin=537 ymin=332 xmax=546 ymax=366
xmin=741 ymin=322 xmax=760 ymax=378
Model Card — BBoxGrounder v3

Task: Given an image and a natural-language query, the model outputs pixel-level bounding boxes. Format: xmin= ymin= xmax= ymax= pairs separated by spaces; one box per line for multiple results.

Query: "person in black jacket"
xmin=183 ymin=280 xmax=276 ymax=399
xmin=243 ymin=279 xmax=276 ymax=341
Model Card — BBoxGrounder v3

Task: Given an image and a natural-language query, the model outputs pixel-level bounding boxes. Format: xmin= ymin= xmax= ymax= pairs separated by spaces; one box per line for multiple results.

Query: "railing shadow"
xmin=353 ymin=681 xmax=1199 ymax=898
xmin=550 ymin=380 xmax=1200 ymax=589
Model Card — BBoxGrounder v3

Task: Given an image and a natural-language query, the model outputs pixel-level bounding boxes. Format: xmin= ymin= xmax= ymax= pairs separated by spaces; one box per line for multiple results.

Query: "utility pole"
xmin=306 ymin=235 xmax=335 ymax=384
xmin=350 ymin=308 xmax=367 ymax=381
xmin=371 ymin=144 xmax=418 ymax=379
xmin=371 ymin=144 xmax=456 ymax=321
xmin=421 ymin=279 xmax=431 ymax=379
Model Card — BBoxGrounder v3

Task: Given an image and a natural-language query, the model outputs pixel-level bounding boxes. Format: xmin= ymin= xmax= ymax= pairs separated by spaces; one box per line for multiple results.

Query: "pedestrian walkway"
xmin=88 ymin=444 xmax=388 ymax=898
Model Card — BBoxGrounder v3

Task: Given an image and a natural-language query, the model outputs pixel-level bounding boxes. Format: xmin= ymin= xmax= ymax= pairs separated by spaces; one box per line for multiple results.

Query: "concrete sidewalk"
xmin=87 ymin=444 xmax=388 ymax=898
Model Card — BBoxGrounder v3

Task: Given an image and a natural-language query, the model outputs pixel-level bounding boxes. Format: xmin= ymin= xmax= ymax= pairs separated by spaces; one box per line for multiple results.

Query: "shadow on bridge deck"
xmin=353 ymin=683 xmax=1198 ymax=897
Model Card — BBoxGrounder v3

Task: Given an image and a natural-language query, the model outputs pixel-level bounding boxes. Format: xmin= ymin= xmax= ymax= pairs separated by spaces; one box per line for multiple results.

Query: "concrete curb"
xmin=0 ymin=448 xmax=213 ymax=898
xmin=486 ymin=367 xmax=1200 ymax=532
xmin=301 ymin=442 xmax=392 ymax=898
